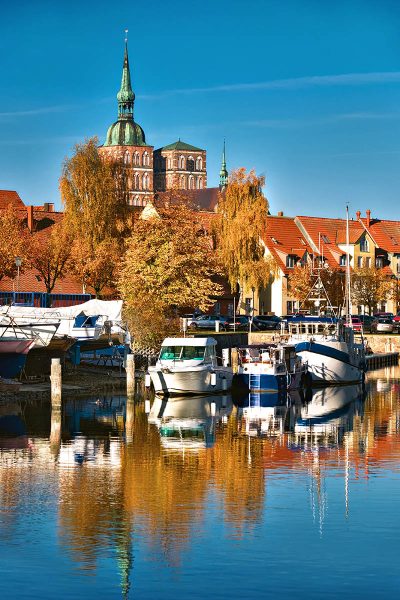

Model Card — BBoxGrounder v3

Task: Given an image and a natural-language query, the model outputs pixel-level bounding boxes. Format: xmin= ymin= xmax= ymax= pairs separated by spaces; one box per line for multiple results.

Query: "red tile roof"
xmin=0 ymin=190 xmax=25 ymax=210
xmin=263 ymin=216 xmax=312 ymax=273
xmin=359 ymin=218 xmax=400 ymax=253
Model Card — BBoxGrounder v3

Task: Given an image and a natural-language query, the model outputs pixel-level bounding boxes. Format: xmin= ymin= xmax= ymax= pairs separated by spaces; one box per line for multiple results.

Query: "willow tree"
xmin=214 ymin=168 xmax=274 ymax=310
xmin=60 ymin=138 xmax=132 ymax=294
xmin=0 ymin=207 xmax=27 ymax=281
xmin=119 ymin=198 xmax=222 ymax=348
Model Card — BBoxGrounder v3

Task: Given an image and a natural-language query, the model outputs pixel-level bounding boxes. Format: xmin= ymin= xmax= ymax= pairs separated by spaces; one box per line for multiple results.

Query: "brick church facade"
xmin=99 ymin=41 xmax=214 ymax=206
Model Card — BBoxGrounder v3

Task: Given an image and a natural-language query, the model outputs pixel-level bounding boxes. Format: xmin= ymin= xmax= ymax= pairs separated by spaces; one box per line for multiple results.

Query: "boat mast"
xmin=345 ymin=204 xmax=352 ymax=325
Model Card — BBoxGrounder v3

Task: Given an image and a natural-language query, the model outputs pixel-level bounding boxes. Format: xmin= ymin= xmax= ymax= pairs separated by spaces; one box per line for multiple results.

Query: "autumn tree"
xmin=214 ymin=168 xmax=275 ymax=309
xmin=0 ymin=207 xmax=27 ymax=281
xmin=60 ymin=138 xmax=133 ymax=295
xmin=118 ymin=197 xmax=222 ymax=348
xmin=351 ymin=266 xmax=392 ymax=315
xmin=289 ymin=264 xmax=345 ymax=314
xmin=27 ymin=221 xmax=72 ymax=297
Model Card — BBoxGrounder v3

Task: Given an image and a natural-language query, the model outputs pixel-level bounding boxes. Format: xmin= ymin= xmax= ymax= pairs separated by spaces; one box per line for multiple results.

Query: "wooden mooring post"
xmin=126 ymin=354 xmax=135 ymax=397
xmin=51 ymin=358 xmax=62 ymax=408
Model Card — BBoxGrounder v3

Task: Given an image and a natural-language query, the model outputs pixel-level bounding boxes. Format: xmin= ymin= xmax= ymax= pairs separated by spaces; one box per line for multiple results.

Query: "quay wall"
xmin=248 ymin=332 xmax=400 ymax=355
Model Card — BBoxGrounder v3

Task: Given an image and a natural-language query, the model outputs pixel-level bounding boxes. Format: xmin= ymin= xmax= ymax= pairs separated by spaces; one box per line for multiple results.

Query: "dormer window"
xmin=286 ymin=255 xmax=296 ymax=268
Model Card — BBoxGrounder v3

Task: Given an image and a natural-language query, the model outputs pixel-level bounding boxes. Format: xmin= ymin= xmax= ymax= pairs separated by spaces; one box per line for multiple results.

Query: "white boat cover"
xmin=0 ymin=300 xmax=123 ymax=322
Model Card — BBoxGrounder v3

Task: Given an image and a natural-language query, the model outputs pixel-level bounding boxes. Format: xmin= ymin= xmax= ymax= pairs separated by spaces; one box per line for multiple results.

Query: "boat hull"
xmin=149 ymin=366 xmax=233 ymax=395
xmin=295 ymin=341 xmax=364 ymax=384
xmin=0 ymin=340 xmax=35 ymax=378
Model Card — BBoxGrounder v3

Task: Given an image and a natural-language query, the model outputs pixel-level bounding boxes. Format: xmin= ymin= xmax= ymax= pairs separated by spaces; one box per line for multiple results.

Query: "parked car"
xmin=393 ymin=311 xmax=400 ymax=323
xmin=225 ymin=316 xmax=250 ymax=330
xmin=181 ymin=314 xmax=197 ymax=327
xmin=370 ymin=318 xmax=395 ymax=333
xmin=252 ymin=315 xmax=282 ymax=331
xmin=373 ymin=312 xmax=394 ymax=319
xmin=189 ymin=315 xmax=229 ymax=331
xmin=357 ymin=314 xmax=375 ymax=333
xmin=344 ymin=316 xmax=363 ymax=332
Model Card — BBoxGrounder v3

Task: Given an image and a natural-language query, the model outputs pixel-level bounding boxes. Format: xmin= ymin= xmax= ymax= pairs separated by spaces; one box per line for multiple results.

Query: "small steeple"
xmin=219 ymin=139 xmax=228 ymax=189
xmin=117 ymin=30 xmax=135 ymax=120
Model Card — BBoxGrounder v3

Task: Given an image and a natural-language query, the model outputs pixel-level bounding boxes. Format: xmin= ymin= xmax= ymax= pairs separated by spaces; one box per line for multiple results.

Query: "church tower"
xmin=99 ymin=36 xmax=154 ymax=206
xmin=219 ymin=140 xmax=228 ymax=190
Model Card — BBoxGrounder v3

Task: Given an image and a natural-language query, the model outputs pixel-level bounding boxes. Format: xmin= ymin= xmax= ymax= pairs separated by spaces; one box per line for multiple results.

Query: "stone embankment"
xmin=249 ymin=331 xmax=400 ymax=355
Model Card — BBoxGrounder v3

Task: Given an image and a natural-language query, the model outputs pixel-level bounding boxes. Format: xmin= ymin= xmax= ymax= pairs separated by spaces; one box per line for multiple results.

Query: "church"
xmin=98 ymin=40 xmax=227 ymax=207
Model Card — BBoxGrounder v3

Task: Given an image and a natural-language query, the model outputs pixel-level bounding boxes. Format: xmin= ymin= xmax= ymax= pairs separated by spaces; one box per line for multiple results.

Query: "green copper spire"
xmin=219 ymin=139 xmax=228 ymax=189
xmin=117 ymin=35 xmax=135 ymax=120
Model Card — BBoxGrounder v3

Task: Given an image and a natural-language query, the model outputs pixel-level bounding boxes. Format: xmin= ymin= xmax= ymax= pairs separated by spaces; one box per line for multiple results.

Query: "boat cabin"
xmin=159 ymin=337 xmax=217 ymax=364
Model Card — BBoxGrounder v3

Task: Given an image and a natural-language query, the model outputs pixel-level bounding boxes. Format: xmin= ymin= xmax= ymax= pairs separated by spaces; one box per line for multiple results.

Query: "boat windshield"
xmin=160 ymin=345 xmax=206 ymax=360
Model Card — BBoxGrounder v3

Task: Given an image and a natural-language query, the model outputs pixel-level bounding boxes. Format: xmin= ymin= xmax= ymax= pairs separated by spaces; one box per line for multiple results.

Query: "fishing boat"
xmin=234 ymin=343 xmax=308 ymax=394
xmin=148 ymin=337 xmax=233 ymax=395
xmin=288 ymin=207 xmax=366 ymax=385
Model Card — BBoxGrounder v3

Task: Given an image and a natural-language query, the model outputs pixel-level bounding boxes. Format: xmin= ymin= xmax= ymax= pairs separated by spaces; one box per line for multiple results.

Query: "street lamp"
xmin=15 ymin=256 xmax=22 ymax=295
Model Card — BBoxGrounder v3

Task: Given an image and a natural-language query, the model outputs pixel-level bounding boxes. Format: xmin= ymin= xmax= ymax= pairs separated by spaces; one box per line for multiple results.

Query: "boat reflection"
xmin=234 ymin=390 xmax=305 ymax=437
xmin=291 ymin=384 xmax=365 ymax=448
xmin=149 ymin=394 xmax=233 ymax=449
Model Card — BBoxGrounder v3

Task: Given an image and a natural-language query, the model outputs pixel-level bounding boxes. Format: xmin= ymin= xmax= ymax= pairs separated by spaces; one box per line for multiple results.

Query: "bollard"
xmin=126 ymin=354 xmax=135 ymax=396
xmin=51 ymin=358 xmax=62 ymax=408
xmin=215 ymin=320 xmax=220 ymax=333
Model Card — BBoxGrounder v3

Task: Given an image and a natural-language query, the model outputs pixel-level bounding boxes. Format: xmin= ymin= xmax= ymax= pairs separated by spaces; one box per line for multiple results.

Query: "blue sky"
xmin=1 ymin=0 xmax=400 ymax=218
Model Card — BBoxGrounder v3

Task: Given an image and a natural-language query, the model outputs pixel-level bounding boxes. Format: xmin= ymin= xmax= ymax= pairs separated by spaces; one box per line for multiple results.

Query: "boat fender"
xmin=211 ymin=372 xmax=217 ymax=386
xmin=145 ymin=372 xmax=151 ymax=387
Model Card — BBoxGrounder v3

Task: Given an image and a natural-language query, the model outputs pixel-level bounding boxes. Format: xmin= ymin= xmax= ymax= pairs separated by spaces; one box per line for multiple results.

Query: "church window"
xmin=135 ymin=174 xmax=140 ymax=189
xmin=134 ymin=195 xmax=140 ymax=206
xmin=124 ymin=151 xmax=130 ymax=165
xmin=180 ymin=175 xmax=186 ymax=189
xmin=197 ymin=177 xmax=203 ymax=189
xmin=134 ymin=152 xmax=140 ymax=166
xmin=196 ymin=156 xmax=202 ymax=170
xmin=187 ymin=156 xmax=195 ymax=171
xmin=143 ymin=173 xmax=149 ymax=190
xmin=179 ymin=155 xmax=185 ymax=169
xmin=189 ymin=175 xmax=194 ymax=190
xmin=143 ymin=151 xmax=149 ymax=166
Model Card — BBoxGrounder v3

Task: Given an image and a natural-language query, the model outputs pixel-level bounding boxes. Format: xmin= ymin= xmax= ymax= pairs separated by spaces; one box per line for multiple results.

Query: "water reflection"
xmin=149 ymin=394 xmax=233 ymax=449
xmin=0 ymin=367 xmax=400 ymax=598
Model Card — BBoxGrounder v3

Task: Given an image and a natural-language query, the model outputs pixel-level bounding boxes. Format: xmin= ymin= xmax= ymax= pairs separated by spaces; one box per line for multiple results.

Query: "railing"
xmin=0 ymin=291 xmax=92 ymax=308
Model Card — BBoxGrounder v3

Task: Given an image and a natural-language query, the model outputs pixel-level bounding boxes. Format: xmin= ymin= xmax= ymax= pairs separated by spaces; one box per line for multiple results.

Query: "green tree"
xmin=118 ymin=197 xmax=222 ymax=348
xmin=214 ymin=168 xmax=275 ymax=309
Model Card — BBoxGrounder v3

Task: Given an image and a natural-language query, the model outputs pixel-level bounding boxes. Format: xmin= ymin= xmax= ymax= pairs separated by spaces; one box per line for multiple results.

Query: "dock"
xmin=366 ymin=352 xmax=399 ymax=370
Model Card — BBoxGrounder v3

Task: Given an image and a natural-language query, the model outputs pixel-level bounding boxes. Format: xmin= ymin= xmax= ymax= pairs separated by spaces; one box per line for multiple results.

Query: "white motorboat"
xmin=148 ymin=337 xmax=233 ymax=395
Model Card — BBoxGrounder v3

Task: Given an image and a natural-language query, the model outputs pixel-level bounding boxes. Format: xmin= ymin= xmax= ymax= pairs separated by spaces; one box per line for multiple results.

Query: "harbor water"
xmin=1 ymin=367 xmax=400 ymax=599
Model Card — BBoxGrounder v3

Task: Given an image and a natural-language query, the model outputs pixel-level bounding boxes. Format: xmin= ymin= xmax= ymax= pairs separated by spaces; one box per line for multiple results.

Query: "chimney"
xmin=356 ymin=210 xmax=361 ymax=220
xmin=47 ymin=203 xmax=54 ymax=212
xmin=366 ymin=209 xmax=371 ymax=227
xmin=27 ymin=205 xmax=34 ymax=232
xmin=277 ymin=211 xmax=284 ymax=217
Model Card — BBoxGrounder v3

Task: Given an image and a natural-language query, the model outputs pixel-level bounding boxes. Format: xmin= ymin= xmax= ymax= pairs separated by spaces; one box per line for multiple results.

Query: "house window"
xmin=375 ymin=256 xmax=383 ymax=269
xmin=286 ymin=255 xmax=296 ymax=268
xmin=360 ymin=237 xmax=369 ymax=252
xmin=357 ymin=256 xmax=363 ymax=268
xmin=366 ymin=257 xmax=371 ymax=268
xmin=340 ymin=255 xmax=347 ymax=266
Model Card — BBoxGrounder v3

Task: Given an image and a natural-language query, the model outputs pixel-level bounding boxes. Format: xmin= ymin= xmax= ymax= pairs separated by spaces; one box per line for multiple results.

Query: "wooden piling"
xmin=231 ymin=348 xmax=239 ymax=374
xmin=51 ymin=358 xmax=62 ymax=408
xmin=126 ymin=354 xmax=135 ymax=396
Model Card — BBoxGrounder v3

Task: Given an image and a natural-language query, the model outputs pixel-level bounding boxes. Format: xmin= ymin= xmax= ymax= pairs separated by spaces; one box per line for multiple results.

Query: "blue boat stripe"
xmin=295 ymin=341 xmax=352 ymax=366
